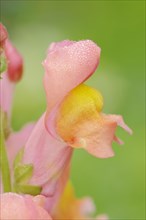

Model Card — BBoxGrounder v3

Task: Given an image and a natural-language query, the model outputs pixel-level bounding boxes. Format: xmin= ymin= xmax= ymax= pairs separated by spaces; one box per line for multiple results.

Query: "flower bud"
xmin=0 ymin=23 xmax=8 ymax=48
xmin=5 ymin=40 xmax=23 ymax=82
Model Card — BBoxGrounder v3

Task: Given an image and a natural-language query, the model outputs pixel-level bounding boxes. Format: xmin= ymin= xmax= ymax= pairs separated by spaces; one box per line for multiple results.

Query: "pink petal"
xmin=44 ymin=164 xmax=71 ymax=213
xmin=85 ymin=113 xmax=132 ymax=158
xmin=22 ymin=114 xmax=73 ymax=199
xmin=48 ymin=40 xmax=75 ymax=53
xmin=73 ymin=117 xmax=116 ymax=158
xmin=0 ymin=193 xmax=52 ymax=220
xmin=45 ymin=102 xmax=62 ymax=139
xmin=43 ymin=40 xmax=101 ymax=116
xmin=103 ymin=114 xmax=133 ymax=135
xmin=68 ymin=113 xmax=132 ymax=159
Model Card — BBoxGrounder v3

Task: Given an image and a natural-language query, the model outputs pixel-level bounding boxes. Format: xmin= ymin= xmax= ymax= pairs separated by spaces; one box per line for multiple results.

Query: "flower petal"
xmin=22 ymin=114 xmax=73 ymax=199
xmin=68 ymin=113 xmax=132 ymax=158
xmin=55 ymin=84 xmax=132 ymax=158
xmin=44 ymin=164 xmax=71 ymax=213
xmin=48 ymin=40 xmax=75 ymax=52
xmin=43 ymin=40 xmax=101 ymax=117
xmin=47 ymin=84 xmax=103 ymax=139
xmin=70 ymin=116 xmax=116 ymax=158
xmin=103 ymin=114 xmax=133 ymax=135
xmin=0 ymin=193 xmax=52 ymax=220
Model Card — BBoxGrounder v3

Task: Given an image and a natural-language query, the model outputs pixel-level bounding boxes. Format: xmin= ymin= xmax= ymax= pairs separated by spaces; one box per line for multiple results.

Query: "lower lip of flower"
xmin=55 ymin=83 xmax=103 ymax=146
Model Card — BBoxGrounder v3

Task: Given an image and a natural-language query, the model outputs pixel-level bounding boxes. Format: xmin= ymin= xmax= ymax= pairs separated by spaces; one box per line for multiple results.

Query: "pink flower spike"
xmin=43 ymin=40 xmax=101 ymax=116
xmin=0 ymin=193 xmax=52 ymax=220
xmin=5 ymin=40 xmax=23 ymax=82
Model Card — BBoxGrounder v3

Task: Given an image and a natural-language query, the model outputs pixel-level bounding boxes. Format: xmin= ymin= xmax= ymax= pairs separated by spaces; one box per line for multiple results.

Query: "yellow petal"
xmin=56 ymin=84 xmax=103 ymax=144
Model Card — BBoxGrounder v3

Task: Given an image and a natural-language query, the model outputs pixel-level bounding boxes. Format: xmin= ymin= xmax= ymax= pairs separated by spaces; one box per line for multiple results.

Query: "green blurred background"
xmin=1 ymin=1 xmax=145 ymax=219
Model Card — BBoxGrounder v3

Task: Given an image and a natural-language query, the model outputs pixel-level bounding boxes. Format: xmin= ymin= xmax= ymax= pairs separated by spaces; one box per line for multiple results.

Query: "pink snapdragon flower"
xmin=6 ymin=40 xmax=132 ymax=212
xmin=6 ymin=41 xmax=102 ymax=208
xmin=0 ymin=25 xmax=132 ymax=219
xmin=43 ymin=40 xmax=132 ymax=158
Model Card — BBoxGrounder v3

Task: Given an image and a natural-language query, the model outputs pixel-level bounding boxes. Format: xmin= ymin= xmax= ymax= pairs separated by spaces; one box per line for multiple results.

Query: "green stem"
xmin=0 ymin=119 xmax=11 ymax=192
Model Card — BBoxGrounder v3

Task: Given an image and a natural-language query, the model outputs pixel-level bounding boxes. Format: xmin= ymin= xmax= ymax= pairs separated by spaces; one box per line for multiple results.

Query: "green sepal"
xmin=14 ymin=183 xmax=42 ymax=196
xmin=0 ymin=55 xmax=7 ymax=75
xmin=12 ymin=144 xmax=41 ymax=196
xmin=14 ymin=164 xmax=33 ymax=184
xmin=13 ymin=148 xmax=24 ymax=169
xmin=0 ymin=110 xmax=11 ymax=192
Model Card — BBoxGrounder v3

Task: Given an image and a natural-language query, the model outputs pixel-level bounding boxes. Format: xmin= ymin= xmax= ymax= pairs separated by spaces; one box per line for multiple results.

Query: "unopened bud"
xmin=0 ymin=23 xmax=8 ymax=48
xmin=5 ymin=40 xmax=23 ymax=82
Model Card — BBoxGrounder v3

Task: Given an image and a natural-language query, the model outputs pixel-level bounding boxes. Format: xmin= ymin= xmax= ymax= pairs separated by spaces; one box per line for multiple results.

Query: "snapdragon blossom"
xmin=0 ymin=23 xmax=132 ymax=219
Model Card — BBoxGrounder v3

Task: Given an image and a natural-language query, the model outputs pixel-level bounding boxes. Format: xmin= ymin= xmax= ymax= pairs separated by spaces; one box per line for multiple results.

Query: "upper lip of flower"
xmin=43 ymin=40 xmax=101 ymax=116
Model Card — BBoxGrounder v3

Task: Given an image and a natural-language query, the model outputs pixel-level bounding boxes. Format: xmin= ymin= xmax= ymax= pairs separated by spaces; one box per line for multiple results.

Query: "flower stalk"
xmin=0 ymin=111 xmax=11 ymax=192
